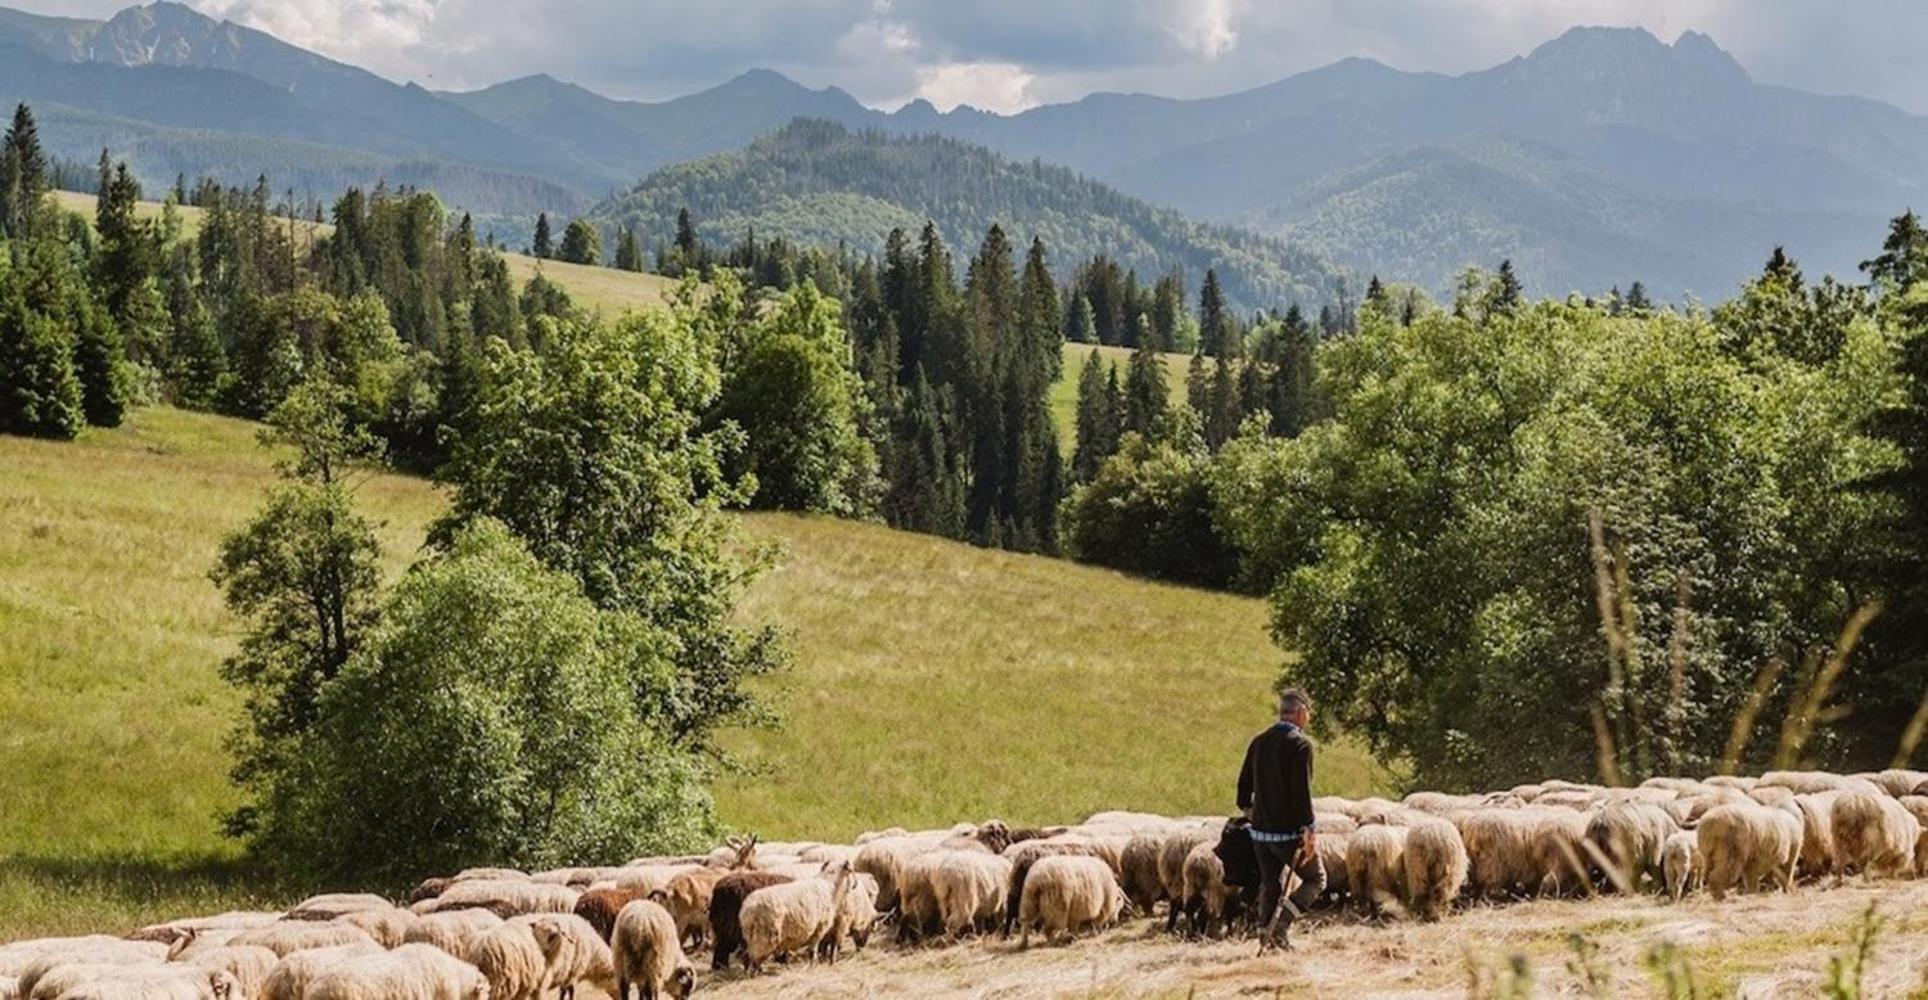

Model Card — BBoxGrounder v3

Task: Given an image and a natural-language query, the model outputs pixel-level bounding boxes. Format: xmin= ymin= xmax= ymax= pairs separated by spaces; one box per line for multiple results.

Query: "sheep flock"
xmin=7 ymin=767 xmax=1928 ymax=998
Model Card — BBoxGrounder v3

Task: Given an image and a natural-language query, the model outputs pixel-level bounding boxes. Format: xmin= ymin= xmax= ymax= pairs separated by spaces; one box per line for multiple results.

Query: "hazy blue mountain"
xmin=586 ymin=120 xmax=1340 ymax=312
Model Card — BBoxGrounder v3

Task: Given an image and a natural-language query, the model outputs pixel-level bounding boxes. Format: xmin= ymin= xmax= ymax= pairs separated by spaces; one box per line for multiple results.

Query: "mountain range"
xmin=1 ymin=1 xmax=1924 ymax=300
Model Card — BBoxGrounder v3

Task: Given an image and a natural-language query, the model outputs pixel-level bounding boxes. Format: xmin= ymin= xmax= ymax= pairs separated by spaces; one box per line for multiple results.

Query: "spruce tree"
xmin=0 ymin=269 xmax=83 ymax=439
xmin=72 ymin=297 xmax=131 ymax=427
xmin=615 ymin=228 xmax=643 ymax=272
xmin=2 ymin=103 xmax=49 ymax=238
xmin=94 ymin=161 xmax=161 ymax=360
xmin=1151 ymin=272 xmax=1183 ymax=352
xmin=1625 ymin=281 xmax=1652 ymax=314
xmin=960 ymin=225 xmax=1016 ymax=542
xmin=1072 ymin=351 xmax=1121 ymax=480
xmin=531 ymin=213 xmax=552 ymax=259
xmin=1185 ymin=351 xmax=1209 ymax=420
xmin=1198 ymin=268 xmax=1231 ymax=356
xmin=1863 ymin=210 xmax=1928 ymax=289
xmin=1066 ymin=293 xmax=1097 ymax=344
xmin=1124 ymin=337 xmax=1169 ymax=438
xmin=1206 ymin=353 xmax=1239 ymax=450
xmin=166 ymin=275 xmax=226 ymax=409
xmin=1494 ymin=259 xmax=1524 ymax=311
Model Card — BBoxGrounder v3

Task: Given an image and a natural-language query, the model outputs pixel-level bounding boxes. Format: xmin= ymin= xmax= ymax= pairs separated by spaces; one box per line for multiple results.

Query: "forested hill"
xmin=584 ymin=120 xmax=1340 ymax=312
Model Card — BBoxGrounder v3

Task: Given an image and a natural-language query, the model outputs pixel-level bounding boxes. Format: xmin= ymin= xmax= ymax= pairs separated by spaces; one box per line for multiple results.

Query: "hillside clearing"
xmin=0 ymin=407 xmax=1377 ymax=937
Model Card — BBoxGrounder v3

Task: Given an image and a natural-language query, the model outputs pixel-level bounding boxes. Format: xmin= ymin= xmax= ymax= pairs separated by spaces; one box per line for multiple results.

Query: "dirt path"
xmin=665 ymin=880 xmax=1928 ymax=998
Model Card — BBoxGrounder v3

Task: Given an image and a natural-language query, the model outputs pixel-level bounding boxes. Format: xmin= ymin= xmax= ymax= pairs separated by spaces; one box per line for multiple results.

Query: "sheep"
xmin=851 ymin=836 xmax=933 ymax=913
xmin=171 ymin=944 xmax=278 ymax=1000
xmin=1178 ymin=842 xmax=1241 ymax=939
xmin=609 ymin=867 xmax=700 ymax=898
xmin=1507 ymin=784 xmax=1546 ymax=802
xmin=425 ymin=880 xmax=579 ymax=918
xmin=1661 ymin=830 xmax=1699 ymax=900
xmin=1585 ymin=800 xmax=1678 ymax=892
xmin=15 ymin=954 xmax=165 ymax=1000
xmin=1758 ymin=771 xmax=1881 ymax=797
xmin=610 ymin=901 xmax=692 ymax=1000
xmin=2 ymin=941 xmax=166 ymax=980
xmin=1403 ymin=792 xmax=1486 ymax=814
xmin=1790 ymin=792 xmax=1841 ymax=880
xmin=1315 ymin=833 xmax=1351 ymax=906
xmin=1454 ymin=809 xmax=1537 ymax=900
xmin=1155 ymin=827 xmax=1216 ymax=932
xmin=302 ymin=943 xmax=488 ymax=1000
xmin=927 ymin=851 xmax=1011 ymax=940
xmin=570 ymin=887 xmax=651 ymax=945
xmin=705 ymin=871 xmax=792 ymax=971
xmin=1345 ymin=823 xmax=1410 ymax=917
xmin=282 ymin=895 xmax=392 ymax=922
xmin=820 ymin=872 xmax=879 ymax=962
xmin=1402 ymin=818 xmax=1468 ymax=920
xmin=22 ymin=963 xmax=235 ymax=1000
xmin=328 ymin=906 xmax=417 ymax=949
xmin=1014 ymin=855 xmax=1126 ymax=948
xmin=894 ymin=851 xmax=947 ymax=943
xmin=532 ymin=868 xmax=626 ymax=889
xmin=656 ymin=868 xmax=727 ymax=950
xmin=1312 ymin=814 xmax=1358 ymax=835
xmin=740 ymin=867 xmax=856 ymax=972
xmin=1528 ymin=807 xmax=1595 ymax=896
xmin=460 ymin=919 xmax=547 ymax=1000
xmin=401 ymin=909 xmax=503 ymax=957
xmin=128 ymin=914 xmax=280 ymax=949
xmin=1870 ymin=769 xmax=1928 ymax=799
xmin=1831 ymin=790 xmax=1921 ymax=880
xmin=797 ymin=844 xmax=855 ymax=866
xmin=1703 ymin=775 xmax=1758 ymax=792
xmin=257 ymin=943 xmax=385 ymax=1000
xmin=524 ymin=913 xmax=614 ymax=1000
xmin=1698 ymin=802 xmax=1801 ymax=899
xmin=227 ymin=922 xmax=376 ymax=958
xmin=854 ymin=827 xmax=909 ymax=845
xmin=1116 ymin=834 xmax=1168 ymax=916
xmin=1748 ymin=786 xmax=1797 ymax=809
xmin=1641 ymin=777 xmax=1704 ymax=795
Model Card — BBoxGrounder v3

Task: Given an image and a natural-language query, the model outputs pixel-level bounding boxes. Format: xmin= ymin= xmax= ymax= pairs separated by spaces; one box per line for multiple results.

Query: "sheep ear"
xmin=166 ymin=928 xmax=197 ymax=961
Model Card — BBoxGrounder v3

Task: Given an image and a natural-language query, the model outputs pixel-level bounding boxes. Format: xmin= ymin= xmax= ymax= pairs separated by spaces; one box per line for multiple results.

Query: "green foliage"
xmin=1071 ymin=350 xmax=1121 ymax=481
xmin=1216 ymin=297 xmax=1901 ymax=786
xmin=530 ymin=211 xmax=552 ymax=259
xmin=0 ymin=282 xmax=83 ymax=438
xmin=1063 ymin=431 xmax=1240 ymax=589
xmin=614 ymin=227 xmax=643 ymax=272
xmin=1822 ymin=904 xmax=1884 ymax=1000
xmin=251 ymin=518 xmax=712 ymax=887
xmin=1 ymin=103 xmax=50 ymax=240
xmin=71 ymin=294 xmax=131 ymax=427
xmin=557 ymin=217 xmax=601 ymax=265
xmin=435 ymin=306 xmax=783 ymax=756
xmin=712 ymin=279 xmax=880 ymax=516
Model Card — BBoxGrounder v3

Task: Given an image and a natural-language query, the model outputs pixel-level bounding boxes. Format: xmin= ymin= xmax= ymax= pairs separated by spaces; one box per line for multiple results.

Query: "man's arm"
xmin=1236 ymin=737 xmax=1256 ymax=814
xmin=1297 ymin=740 xmax=1318 ymax=857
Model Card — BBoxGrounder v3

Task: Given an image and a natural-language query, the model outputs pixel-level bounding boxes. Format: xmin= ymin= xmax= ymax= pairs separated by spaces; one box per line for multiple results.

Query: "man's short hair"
xmin=1278 ymin=687 xmax=1311 ymax=717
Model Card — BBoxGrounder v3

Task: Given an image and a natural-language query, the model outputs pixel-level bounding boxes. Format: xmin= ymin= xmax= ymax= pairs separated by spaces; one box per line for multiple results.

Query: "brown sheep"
xmin=1178 ymin=842 xmax=1241 ymax=939
xmin=571 ymin=887 xmax=650 ymax=944
xmin=1116 ymin=834 xmax=1168 ymax=916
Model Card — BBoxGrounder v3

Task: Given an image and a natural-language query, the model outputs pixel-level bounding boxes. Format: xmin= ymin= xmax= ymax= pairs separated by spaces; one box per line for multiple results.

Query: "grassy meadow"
xmin=0 ymin=407 xmax=1386 ymax=937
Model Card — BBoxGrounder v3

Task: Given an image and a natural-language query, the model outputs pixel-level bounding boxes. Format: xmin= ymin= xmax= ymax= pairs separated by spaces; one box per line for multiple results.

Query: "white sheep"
xmin=401 ymin=910 xmax=504 ymax=957
xmin=822 ymin=871 xmax=879 ymax=961
xmin=1346 ymin=823 xmax=1410 ymax=917
xmin=460 ymin=918 xmax=548 ymax=1000
xmin=931 ymin=851 xmax=1012 ymax=939
xmin=257 ymin=942 xmax=385 ymax=1000
xmin=170 ymin=944 xmax=278 ymax=1000
xmin=302 ymin=943 xmax=488 ymax=1000
xmin=282 ymin=895 xmax=392 ymax=922
xmin=1789 ymin=791 xmax=1841 ymax=880
xmin=227 ymin=922 xmax=376 ymax=958
xmin=1585 ymin=800 xmax=1678 ymax=892
xmin=1698 ymin=802 xmax=1800 ymax=899
xmin=425 ymin=880 xmax=579 ymax=918
xmin=1014 ymin=855 xmax=1125 ymax=947
xmin=1177 ymin=842 xmax=1239 ymax=938
xmin=1661 ymin=830 xmax=1699 ymax=900
xmin=1403 ymin=818 xmax=1468 ymax=920
xmin=740 ymin=867 xmax=856 ymax=971
xmin=1831 ymin=790 xmax=1921 ymax=880
xmin=523 ymin=913 xmax=614 ymax=1000
xmin=1 ymin=942 xmax=166 ymax=980
xmin=610 ymin=900 xmax=692 ymax=1000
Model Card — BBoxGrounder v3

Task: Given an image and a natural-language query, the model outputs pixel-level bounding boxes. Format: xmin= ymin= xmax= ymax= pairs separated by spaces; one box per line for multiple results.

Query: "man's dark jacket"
xmin=1236 ymin=721 xmax=1316 ymax=835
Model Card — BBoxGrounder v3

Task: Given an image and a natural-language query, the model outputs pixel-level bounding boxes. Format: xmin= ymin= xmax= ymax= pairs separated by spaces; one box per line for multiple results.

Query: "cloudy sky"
xmin=14 ymin=0 xmax=1928 ymax=115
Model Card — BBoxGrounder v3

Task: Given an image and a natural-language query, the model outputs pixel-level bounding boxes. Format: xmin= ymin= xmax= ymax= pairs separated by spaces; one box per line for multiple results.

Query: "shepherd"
xmin=1237 ymin=687 xmax=1326 ymax=951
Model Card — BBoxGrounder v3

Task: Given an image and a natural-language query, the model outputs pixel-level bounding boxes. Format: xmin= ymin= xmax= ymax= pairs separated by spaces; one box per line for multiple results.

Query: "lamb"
xmin=705 ymin=871 xmax=792 ymax=971
xmin=524 ymin=913 xmax=614 ymax=1000
xmin=1014 ymin=855 xmax=1126 ymax=947
xmin=1661 ymin=830 xmax=1699 ymax=900
xmin=424 ymin=880 xmax=579 ymax=919
xmin=401 ymin=910 xmax=504 ymax=956
xmin=302 ymin=943 xmax=488 ymax=1000
xmin=570 ymin=887 xmax=651 ymax=944
xmin=1831 ymin=790 xmax=1921 ymax=880
xmin=740 ymin=867 xmax=856 ymax=972
xmin=930 ymin=851 xmax=1012 ymax=939
xmin=282 ymin=895 xmax=393 ymax=922
xmin=1585 ymin=800 xmax=1678 ymax=892
xmin=1178 ymin=842 xmax=1241 ymax=938
xmin=257 ymin=943 xmax=385 ymax=1000
xmin=1402 ymin=818 xmax=1468 ymax=920
xmin=1345 ymin=823 xmax=1410 ymax=917
xmin=460 ymin=918 xmax=548 ymax=1000
xmin=1698 ymin=802 xmax=1801 ymax=899
xmin=610 ymin=900 xmax=693 ymax=1000
xmin=227 ymin=922 xmax=377 ymax=958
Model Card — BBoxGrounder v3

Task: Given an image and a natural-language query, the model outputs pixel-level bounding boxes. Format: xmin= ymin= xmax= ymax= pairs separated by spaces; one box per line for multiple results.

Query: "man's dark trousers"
xmin=1254 ymin=835 xmax=1326 ymax=934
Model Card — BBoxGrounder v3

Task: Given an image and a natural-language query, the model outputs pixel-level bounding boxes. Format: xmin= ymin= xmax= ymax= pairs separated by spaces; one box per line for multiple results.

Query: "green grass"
xmin=1049 ymin=344 xmax=1195 ymax=448
xmin=1 ymin=408 xmax=1384 ymax=936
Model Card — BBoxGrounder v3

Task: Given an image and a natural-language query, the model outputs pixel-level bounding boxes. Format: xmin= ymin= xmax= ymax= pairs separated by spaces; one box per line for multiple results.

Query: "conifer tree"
xmin=72 ymin=296 xmax=131 ymax=427
xmin=2 ymin=103 xmax=49 ymax=238
xmin=614 ymin=227 xmax=643 ymax=272
xmin=1071 ymin=351 xmax=1121 ymax=480
xmin=1625 ymin=280 xmax=1652 ymax=314
xmin=1066 ymin=293 xmax=1097 ymax=344
xmin=165 ymin=268 xmax=225 ymax=409
xmin=1185 ymin=351 xmax=1209 ymax=420
xmin=1123 ymin=337 xmax=1169 ymax=438
xmin=531 ymin=212 xmax=552 ymax=259
xmin=1198 ymin=268 xmax=1230 ymax=356
xmin=675 ymin=208 xmax=699 ymax=263
xmin=1494 ymin=258 xmax=1523 ymax=311
xmin=1206 ymin=352 xmax=1239 ymax=450
xmin=0 ymin=250 xmax=83 ymax=438
xmin=960 ymin=225 xmax=1016 ymax=541
xmin=1863 ymin=210 xmax=1928 ymax=289
xmin=94 ymin=160 xmax=162 ymax=361
xmin=1151 ymin=272 xmax=1183 ymax=352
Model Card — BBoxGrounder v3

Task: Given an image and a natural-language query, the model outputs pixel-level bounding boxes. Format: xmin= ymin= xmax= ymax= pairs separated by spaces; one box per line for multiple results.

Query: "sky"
xmin=13 ymin=0 xmax=1928 ymax=116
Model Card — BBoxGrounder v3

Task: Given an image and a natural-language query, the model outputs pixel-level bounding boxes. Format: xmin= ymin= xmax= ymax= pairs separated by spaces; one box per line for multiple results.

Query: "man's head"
xmin=1277 ymin=687 xmax=1311 ymax=727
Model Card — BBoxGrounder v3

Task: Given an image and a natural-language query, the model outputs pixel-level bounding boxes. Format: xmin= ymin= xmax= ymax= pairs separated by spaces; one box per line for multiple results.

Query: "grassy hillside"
xmin=0 ymin=408 xmax=1385 ymax=936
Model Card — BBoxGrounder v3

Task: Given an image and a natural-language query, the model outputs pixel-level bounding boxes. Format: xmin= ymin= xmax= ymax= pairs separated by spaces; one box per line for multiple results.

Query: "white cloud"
xmin=903 ymin=61 xmax=1039 ymax=112
xmin=1166 ymin=0 xmax=1239 ymax=58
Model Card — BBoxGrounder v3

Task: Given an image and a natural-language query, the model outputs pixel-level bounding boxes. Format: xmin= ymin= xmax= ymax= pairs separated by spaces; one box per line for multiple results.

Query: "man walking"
xmin=1237 ymin=687 xmax=1325 ymax=949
